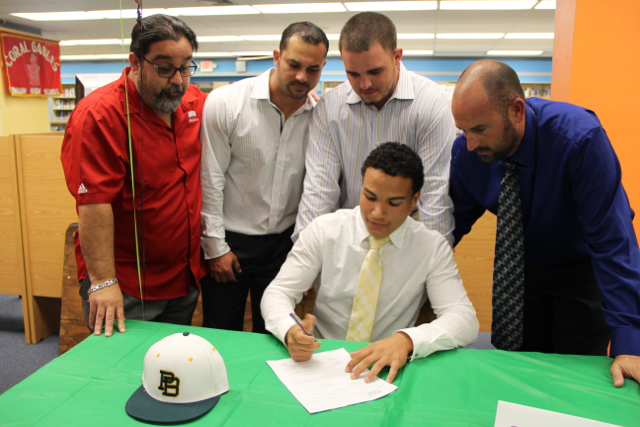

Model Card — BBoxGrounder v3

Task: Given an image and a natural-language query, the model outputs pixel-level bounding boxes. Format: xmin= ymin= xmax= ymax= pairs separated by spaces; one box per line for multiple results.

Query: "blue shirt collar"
xmin=509 ymin=105 xmax=537 ymax=168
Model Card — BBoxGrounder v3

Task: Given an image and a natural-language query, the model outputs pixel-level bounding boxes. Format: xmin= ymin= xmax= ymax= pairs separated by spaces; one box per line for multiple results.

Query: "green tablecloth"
xmin=1 ymin=320 xmax=638 ymax=426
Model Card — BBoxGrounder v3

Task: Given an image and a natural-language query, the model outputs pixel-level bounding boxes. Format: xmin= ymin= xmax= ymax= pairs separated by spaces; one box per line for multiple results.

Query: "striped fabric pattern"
xmin=294 ymin=62 xmax=456 ymax=245
xmin=200 ymin=69 xmax=315 ymax=259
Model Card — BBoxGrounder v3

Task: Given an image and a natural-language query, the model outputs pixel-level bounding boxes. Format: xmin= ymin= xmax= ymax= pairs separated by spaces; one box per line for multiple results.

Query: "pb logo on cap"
xmin=158 ymin=370 xmax=180 ymax=397
xmin=126 ymin=332 xmax=229 ymax=424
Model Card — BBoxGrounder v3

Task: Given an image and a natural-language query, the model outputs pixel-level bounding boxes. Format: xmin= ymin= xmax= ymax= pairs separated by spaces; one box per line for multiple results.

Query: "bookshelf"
xmin=49 ymin=83 xmax=76 ymax=131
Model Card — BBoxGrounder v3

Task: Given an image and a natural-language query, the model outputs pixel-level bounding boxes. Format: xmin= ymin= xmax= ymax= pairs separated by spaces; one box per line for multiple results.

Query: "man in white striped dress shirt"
xmin=199 ymin=22 xmax=328 ymax=333
xmin=294 ymin=12 xmax=456 ymax=245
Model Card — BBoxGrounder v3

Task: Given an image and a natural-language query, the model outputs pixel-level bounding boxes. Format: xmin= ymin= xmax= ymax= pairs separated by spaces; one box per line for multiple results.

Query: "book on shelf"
xmin=53 ymin=99 xmax=75 ymax=109
xmin=61 ymin=86 xmax=76 ymax=98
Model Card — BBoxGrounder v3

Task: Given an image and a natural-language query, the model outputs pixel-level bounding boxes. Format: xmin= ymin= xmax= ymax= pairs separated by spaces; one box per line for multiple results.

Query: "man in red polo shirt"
xmin=61 ymin=14 xmax=207 ymax=337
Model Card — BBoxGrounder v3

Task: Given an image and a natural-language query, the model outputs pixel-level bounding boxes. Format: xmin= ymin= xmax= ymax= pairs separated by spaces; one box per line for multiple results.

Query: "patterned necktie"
xmin=491 ymin=159 xmax=525 ymax=351
xmin=346 ymin=235 xmax=390 ymax=342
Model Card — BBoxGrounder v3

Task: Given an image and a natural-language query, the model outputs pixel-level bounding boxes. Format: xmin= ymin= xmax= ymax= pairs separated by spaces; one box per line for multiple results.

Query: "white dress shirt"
xmin=200 ymin=68 xmax=316 ymax=259
xmin=262 ymin=207 xmax=479 ymax=362
xmin=294 ymin=62 xmax=456 ymax=245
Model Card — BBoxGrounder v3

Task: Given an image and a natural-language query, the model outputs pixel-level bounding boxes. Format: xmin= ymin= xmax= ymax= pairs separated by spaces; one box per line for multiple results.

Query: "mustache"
xmin=290 ymin=80 xmax=310 ymax=89
xmin=160 ymin=85 xmax=186 ymax=97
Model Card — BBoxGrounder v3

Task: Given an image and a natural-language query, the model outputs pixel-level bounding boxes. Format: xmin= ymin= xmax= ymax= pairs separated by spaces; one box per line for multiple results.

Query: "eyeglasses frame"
xmin=141 ymin=56 xmax=198 ymax=78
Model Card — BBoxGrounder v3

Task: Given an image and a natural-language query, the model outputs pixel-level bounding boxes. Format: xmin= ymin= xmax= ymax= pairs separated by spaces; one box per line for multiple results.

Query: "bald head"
xmin=455 ymin=60 xmax=525 ymax=118
xmin=451 ymin=60 xmax=527 ymax=163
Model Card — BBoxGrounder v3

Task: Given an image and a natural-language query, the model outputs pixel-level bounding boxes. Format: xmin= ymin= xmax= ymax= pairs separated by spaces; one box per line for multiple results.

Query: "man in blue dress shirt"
xmin=449 ymin=59 xmax=640 ymax=386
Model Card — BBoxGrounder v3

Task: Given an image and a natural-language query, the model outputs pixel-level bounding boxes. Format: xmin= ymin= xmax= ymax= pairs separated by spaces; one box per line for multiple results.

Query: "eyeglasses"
xmin=141 ymin=56 xmax=198 ymax=78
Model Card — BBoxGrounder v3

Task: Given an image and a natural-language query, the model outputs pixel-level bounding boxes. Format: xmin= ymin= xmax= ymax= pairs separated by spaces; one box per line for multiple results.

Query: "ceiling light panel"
xmin=505 ymin=33 xmax=554 ymax=39
xmin=12 ymin=9 xmax=175 ymax=21
xmin=241 ymin=35 xmax=282 ymax=41
xmin=231 ymin=51 xmax=274 ymax=56
xmin=12 ymin=11 xmax=102 ymax=21
xmin=440 ymin=1 xmax=537 ymax=10
xmin=169 ymin=6 xmax=259 ymax=15
xmin=198 ymin=36 xmax=243 ymax=42
xmin=403 ymin=50 xmax=434 ymax=55
xmin=344 ymin=1 xmax=437 ymax=11
xmin=253 ymin=3 xmax=347 ymax=13
xmin=398 ymin=34 xmax=435 ymax=39
xmin=487 ymin=50 xmax=543 ymax=55
xmin=535 ymin=1 xmax=556 ymax=9
xmin=60 ymin=54 xmax=129 ymax=60
xmin=100 ymin=9 xmax=176 ymax=19
xmin=60 ymin=39 xmax=130 ymax=46
xmin=91 ymin=9 xmax=139 ymax=19
xmin=437 ymin=33 xmax=504 ymax=39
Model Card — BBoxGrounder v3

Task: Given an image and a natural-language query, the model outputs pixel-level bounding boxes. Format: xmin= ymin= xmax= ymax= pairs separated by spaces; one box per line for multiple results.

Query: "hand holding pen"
xmin=286 ymin=313 xmax=322 ymax=362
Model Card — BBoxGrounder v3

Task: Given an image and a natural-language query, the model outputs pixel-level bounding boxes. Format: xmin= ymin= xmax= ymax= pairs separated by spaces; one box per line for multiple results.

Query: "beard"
xmin=475 ymin=118 xmax=520 ymax=163
xmin=153 ymin=85 xmax=186 ymax=114
xmin=280 ymin=79 xmax=310 ymax=100
xmin=358 ymin=69 xmax=397 ymax=106
xmin=359 ymin=81 xmax=395 ymax=107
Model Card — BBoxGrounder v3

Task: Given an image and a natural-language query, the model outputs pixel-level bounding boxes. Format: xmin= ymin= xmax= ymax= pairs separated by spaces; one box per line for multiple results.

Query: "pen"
xmin=289 ymin=313 xmax=315 ymax=340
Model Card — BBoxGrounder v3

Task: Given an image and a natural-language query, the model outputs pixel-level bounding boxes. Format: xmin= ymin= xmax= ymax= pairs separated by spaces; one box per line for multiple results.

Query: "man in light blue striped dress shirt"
xmin=294 ymin=12 xmax=456 ymax=246
xmin=200 ymin=23 xmax=328 ymax=334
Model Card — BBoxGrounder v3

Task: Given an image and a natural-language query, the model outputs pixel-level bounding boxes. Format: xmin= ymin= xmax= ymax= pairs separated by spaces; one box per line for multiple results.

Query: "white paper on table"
xmin=266 ymin=348 xmax=397 ymax=413
xmin=494 ymin=401 xmax=622 ymax=427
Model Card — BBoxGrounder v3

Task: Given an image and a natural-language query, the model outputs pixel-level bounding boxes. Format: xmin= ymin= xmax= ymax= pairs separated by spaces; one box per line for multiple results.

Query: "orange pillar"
xmin=551 ymin=0 xmax=640 ymax=233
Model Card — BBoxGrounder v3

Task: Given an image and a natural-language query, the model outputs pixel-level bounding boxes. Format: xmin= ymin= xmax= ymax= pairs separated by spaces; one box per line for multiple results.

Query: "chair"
xmin=58 ymin=223 xmax=89 ymax=355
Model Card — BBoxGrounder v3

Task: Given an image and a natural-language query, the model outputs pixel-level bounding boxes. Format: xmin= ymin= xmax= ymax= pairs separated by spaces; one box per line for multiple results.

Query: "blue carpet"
xmin=0 ymin=294 xmax=59 ymax=395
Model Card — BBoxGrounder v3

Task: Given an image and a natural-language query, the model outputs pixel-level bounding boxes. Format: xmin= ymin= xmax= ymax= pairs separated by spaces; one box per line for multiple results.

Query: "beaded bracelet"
xmin=88 ymin=278 xmax=119 ymax=294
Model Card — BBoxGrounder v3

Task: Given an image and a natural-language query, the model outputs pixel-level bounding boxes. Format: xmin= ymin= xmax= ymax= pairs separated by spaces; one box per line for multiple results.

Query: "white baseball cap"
xmin=125 ymin=332 xmax=229 ymax=424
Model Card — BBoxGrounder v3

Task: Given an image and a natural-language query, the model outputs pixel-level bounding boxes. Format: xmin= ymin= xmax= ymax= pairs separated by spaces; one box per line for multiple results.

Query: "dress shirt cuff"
xmin=273 ymin=315 xmax=299 ymax=347
xmin=609 ymin=327 xmax=640 ymax=357
xmin=201 ymin=236 xmax=230 ymax=260
xmin=396 ymin=325 xmax=458 ymax=363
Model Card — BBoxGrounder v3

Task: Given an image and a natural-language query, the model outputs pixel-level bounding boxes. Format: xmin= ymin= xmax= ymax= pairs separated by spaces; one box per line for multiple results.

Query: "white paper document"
xmin=266 ymin=348 xmax=397 ymax=413
xmin=495 ymin=401 xmax=622 ymax=427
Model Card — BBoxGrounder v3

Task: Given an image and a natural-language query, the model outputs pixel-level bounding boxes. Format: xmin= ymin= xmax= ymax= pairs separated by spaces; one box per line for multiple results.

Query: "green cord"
xmin=120 ymin=0 xmax=145 ymax=319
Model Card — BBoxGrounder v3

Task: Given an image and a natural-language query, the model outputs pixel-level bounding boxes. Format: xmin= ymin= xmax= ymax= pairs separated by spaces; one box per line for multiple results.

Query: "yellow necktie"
xmin=346 ymin=235 xmax=390 ymax=342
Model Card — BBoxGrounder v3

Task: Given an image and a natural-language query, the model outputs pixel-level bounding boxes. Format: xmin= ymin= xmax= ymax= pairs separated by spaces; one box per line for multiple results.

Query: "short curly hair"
xmin=361 ymin=142 xmax=424 ymax=195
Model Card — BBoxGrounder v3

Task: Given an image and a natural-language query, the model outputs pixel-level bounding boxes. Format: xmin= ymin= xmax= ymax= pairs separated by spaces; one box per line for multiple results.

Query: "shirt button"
xmin=186 ymin=183 xmax=190 ymax=188
xmin=180 ymin=159 xmax=184 ymax=164
xmin=189 ymin=209 xmax=193 ymax=214
xmin=375 ymin=141 xmax=380 ymax=146
xmin=377 ymin=113 xmax=381 ymax=118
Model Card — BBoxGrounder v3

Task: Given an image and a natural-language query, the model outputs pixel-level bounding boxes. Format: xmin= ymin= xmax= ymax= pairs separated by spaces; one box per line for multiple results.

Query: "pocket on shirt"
xmin=133 ymin=142 xmax=177 ymax=189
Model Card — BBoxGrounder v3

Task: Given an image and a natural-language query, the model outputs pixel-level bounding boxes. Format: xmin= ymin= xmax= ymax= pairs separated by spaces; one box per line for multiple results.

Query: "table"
xmin=1 ymin=320 xmax=638 ymax=426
